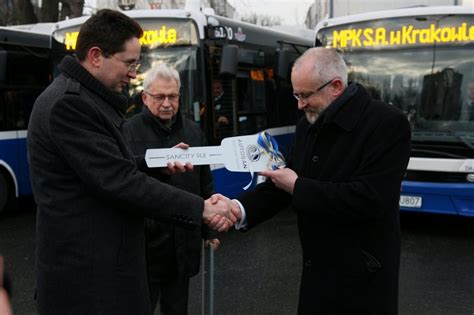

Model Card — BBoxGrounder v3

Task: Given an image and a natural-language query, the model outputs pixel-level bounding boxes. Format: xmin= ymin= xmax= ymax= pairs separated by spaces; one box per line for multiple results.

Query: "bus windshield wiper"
xmin=410 ymin=148 xmax=466 ymax=159
xmin=447 ymin=130 xmax=474 ymax=150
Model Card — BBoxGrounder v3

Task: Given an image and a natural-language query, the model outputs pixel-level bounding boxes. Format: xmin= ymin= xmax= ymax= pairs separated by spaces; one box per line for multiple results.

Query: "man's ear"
xmin=332 ymin=79 xmax=345 ymax=96
xmin=87 ymin=46 xmax=103 ymax=68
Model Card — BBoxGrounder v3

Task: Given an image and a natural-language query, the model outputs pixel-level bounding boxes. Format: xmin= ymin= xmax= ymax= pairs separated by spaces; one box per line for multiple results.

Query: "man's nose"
xmin=297 ymin=99 xmax=307 ymax=110
xmin=128 ymin=69 xmax=137 ymax=79
xmin=162 ymin=98 xmax=172 ymax=107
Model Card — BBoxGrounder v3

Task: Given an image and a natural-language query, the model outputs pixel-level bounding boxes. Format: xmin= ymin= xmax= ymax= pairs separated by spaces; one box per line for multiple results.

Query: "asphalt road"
xmin=1 ymin=201 xmax=473 ymax=315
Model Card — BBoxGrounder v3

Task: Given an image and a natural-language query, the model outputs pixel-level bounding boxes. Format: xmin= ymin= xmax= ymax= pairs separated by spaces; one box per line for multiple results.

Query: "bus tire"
xmin=0 ymin=171 xmax=13 ymax=215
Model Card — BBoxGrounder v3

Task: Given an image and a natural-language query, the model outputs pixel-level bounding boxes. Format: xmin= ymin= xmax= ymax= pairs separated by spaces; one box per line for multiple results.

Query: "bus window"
xmin=213 ymin=79 xmax=234 ymax=141
xmin=421 ymin=68 xmax=463 ymax=121
xmin=0 ymin=51 xmax=50 ymax=131
xmin=236 ymin=70 xmax=267 ymax=135
xmin=0 ymin=89 xmax=41 ymax=130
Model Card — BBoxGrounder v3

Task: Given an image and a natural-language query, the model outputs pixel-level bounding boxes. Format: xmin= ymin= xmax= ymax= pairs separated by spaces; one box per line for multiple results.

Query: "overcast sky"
xmin=228 ymin=0 xmax=314 ymax=26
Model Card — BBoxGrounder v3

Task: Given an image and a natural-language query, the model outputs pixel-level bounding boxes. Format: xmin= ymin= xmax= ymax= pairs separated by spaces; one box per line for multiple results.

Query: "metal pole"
xmin=201 ymin=242 xmax=215 ymax=315
xmin=209 ymin=245 xmax=214 ymax=315
xmin=201 ymin=241 xmax=205 ymax=315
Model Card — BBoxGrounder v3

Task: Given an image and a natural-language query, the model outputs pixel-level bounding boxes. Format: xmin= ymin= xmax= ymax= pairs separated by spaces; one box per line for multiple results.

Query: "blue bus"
xmin=315 ymin=6 xmax=474 ymax=217
xmin=0 ymin=10 xmax=312 ymax=213
xmin=0 ymin=27 xmax=53 ymax=214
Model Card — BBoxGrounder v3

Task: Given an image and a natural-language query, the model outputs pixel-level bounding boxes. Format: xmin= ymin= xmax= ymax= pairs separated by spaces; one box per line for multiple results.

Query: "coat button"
xmin=312 ymin=155 xmax=319 ymax=162
xmin=304 ymin=259 xmax=312 ymax=267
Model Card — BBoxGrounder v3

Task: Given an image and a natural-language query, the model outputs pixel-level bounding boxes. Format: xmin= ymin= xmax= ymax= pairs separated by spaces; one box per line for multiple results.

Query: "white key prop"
xmin=145 ymin=131 xmax=286 ymax=189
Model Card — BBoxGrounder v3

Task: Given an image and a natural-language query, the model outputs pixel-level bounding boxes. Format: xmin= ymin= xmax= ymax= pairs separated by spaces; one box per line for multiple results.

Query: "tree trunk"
xmin=39 ymin=0 xmax=58 ymax=22
xmin=13 ymin=0 xmax=38 ymax=24
xmin=0 ymin=0 xmax=9 ymax=25
xmin=61 ymin=0 xmax=84 ymax=20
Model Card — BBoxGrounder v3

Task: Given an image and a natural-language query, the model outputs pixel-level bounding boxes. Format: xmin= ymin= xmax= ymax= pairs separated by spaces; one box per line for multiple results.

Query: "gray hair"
xmin=293 ymin=47 xmax=348 ymax=87
xmin=143 ymin=63 xmax=181 ymax=91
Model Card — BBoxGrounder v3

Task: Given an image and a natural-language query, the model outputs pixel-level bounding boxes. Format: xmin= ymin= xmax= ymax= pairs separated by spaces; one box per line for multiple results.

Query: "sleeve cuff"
xmin=232 ymin=199 xmax=248 ymax=230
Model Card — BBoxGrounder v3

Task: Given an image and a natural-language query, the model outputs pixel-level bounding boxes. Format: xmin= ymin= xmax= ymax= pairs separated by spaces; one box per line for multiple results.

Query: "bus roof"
xmin=315 ymin=5 xmax=473 ymax=33
xmin=51 ymin=10 xmax=208 ymax=39
xmin=8 ymin=23 xmax=56 ymax=35
xmin=0 ymin=26 xmax=51 ymax=48
xmin=46 ymin=9 xmax=312 ymax=48
xmin=210 ymin=14 xmax=313 ymax=48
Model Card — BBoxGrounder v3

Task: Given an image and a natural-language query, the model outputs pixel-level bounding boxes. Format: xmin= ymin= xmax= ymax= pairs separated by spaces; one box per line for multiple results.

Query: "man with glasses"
xmin=125 ymin=63 xmax=219 ymax=314
xmin=212 ymin=47 xmax=411 ymax=314
xmin=28 ymin=9 xmax=235 ymax=315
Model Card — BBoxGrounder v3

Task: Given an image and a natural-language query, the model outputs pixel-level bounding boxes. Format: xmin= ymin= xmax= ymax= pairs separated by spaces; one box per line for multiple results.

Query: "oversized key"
xmin=145 ymin=131 xmax=285 ymax=172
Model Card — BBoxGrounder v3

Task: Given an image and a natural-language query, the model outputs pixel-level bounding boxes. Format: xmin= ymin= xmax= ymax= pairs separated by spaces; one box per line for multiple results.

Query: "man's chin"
xmin=159 ymin=114 xmax=173 ymax=121
xmin=305 ymin=112 xmax=318 ymax=124
xmin=117 ymin=82 xmax=129 ymax=91
xmin=113 ymin=85 xmax=125 ymax=93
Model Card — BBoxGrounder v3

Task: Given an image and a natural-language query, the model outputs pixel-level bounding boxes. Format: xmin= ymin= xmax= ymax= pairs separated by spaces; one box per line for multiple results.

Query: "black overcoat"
xmin=27 ymin=56 xmax=204 ymax=315
xmin=239 ymin=84 xmax=411 ymax=315
xmin=124 ymin=108 xmax=215 ymax=280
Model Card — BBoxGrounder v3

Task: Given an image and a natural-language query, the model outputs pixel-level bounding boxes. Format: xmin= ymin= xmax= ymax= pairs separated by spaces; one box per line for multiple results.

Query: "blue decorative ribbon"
xmin=243 ymin=131 xmax=286 ymax=190
xmin=257 ymin=131 xmax=286 ymax=170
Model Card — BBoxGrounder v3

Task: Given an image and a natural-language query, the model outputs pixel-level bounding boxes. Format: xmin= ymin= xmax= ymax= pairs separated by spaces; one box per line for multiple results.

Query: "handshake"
xmin=202 ymin=194 xmax=242 ymax=232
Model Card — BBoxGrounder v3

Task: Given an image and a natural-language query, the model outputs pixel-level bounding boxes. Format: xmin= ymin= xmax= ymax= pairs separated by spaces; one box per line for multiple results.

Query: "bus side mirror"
xmin=275 ymin=48 xmax=290 ymax=81
xmin=220 ymin=45 xmax=238 ymax=78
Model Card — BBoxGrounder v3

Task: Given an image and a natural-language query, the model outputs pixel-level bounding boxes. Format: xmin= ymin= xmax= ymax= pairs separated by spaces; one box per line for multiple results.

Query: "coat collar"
xmin=142 ymin=105 xmax=184 ymax=134
xmin=321 ymin=83 xmax=371 ymax=132
xmin=58 ymin=55 xmax=129 ymax=115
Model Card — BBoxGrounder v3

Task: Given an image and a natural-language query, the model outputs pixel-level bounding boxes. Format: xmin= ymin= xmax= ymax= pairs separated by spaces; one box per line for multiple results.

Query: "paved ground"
xmin=1 ymin=201 xmax=473 ymax=315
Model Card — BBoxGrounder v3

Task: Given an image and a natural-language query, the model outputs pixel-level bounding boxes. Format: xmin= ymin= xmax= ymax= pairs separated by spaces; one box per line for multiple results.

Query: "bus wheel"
xmin=0 ymin=172 xmax=12 ymax=215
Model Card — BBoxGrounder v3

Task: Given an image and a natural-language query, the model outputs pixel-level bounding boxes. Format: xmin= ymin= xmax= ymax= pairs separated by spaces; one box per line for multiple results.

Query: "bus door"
xmin=208 ymin=46 xmax=235 ymax=144
xmin=235 ymin=68 xmax=268 ymax=136
xmin=209 ymin=47 xmax=269 ymax=143
xmin=208 ymin=46 xmax=273 ymax=196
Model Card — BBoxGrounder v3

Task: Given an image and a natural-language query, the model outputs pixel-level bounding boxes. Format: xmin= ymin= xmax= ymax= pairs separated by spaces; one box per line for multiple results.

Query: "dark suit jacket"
xmin=125 ymin=108 xmax=216 ymax=280
xmin=28 ymin=56 xmax=203 ymax=315
xmin=239 ymin=83 xmax=411 ymax=315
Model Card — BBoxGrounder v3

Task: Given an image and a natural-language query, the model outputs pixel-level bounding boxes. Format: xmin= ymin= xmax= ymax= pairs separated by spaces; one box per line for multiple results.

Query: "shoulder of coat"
xmin=65 ymin=78 xmax=81 ymax=95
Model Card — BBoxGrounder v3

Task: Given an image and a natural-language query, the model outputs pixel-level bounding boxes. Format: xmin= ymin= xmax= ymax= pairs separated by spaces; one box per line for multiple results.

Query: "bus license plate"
xmin=399 ymin=195 xmax=422 ymax=208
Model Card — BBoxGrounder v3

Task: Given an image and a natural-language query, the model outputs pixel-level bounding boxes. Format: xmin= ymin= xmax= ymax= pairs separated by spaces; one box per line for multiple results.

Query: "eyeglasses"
xmin=293 ymin=78 xmax=336 ymax=103
xmin=109 ymin=54 xmax=141 ymax=72
xmin=144 ymin=91 xmax=180 ymax=103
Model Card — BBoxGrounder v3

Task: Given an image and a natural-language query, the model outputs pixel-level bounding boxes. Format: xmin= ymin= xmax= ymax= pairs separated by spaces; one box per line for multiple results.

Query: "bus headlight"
xmin=467 ymin=174 xmax=474 ymax=183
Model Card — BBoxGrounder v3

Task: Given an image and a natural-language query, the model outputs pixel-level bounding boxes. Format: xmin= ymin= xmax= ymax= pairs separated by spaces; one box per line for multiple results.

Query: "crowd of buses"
xmin=0 ymin=6 xmax=473 ymax=217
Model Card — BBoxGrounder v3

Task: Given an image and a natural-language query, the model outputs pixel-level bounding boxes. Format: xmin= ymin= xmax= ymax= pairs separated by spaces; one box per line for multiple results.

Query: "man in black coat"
xmin=212 ymin=47 xmax=411 ymax=314
xmin=27 ymin=9 xmax=234 ymax=315
xmin=124 ymin=63 xmax=219 ymax=314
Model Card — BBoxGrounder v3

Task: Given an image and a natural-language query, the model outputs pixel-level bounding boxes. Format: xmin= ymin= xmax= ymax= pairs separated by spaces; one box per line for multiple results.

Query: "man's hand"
xmin=260 ymin=167 xmax=298 ymax=194
xmin=203 ymin=194 xmax=241 ymax=232
xmin=0 ymin=288 xmax=12 ymax=315
xmin=205 ymin=194 xmax=242 ymax=231
xmin=205 ymin=238 xmax=221 ymax=250
xmin=0 ymin=256 xmax=12 ymax=315
xmin=217 ymin=116 xmax=229 ymax=125
xmin=166 ymin=142 xmax=193 ymax=174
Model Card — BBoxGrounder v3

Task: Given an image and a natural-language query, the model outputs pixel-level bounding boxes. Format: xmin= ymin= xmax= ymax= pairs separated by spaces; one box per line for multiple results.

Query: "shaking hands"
xmin=203 ymin=194 xmax=241 ymax=232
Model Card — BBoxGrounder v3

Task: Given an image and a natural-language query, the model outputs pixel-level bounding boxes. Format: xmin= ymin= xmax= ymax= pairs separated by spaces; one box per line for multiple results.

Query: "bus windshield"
xmin=317 ymin=14 xmax=474 ymax=154
xmin=127 ymin=46 xmax=201 ymax=120
xmin=52 ymin=18 xmax=203 ymax=121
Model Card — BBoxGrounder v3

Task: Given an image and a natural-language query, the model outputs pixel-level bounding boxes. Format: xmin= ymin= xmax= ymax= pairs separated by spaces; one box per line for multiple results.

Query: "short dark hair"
xmin=75 ymin=9 xmax=143 ymax=61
